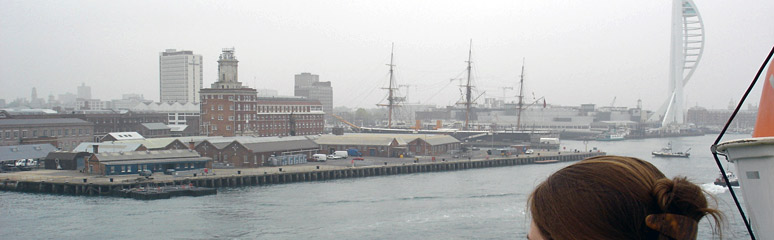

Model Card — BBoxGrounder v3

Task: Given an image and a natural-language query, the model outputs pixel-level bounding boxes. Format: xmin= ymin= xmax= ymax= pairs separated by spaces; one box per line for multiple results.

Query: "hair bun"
xmin=651 ymin=177 xmax=708 ymax=220
xmin=652 ymin=178 xmax=676 ymax=211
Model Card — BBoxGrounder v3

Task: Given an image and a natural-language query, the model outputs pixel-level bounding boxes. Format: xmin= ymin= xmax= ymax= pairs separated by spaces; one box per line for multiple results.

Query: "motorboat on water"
xmin=713 ymin=171 xmax=739 ymax=187
xmin=651 ymin=142 xmax=690 ymax=158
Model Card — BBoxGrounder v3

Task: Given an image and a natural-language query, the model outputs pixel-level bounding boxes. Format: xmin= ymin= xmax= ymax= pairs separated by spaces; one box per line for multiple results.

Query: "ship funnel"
xmin=716 ymin=61 xmax=774 ymax=237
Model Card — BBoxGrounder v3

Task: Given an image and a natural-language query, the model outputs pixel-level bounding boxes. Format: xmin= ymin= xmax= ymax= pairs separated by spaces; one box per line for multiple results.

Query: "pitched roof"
xmin=0 ymin=144 xmax=58 ymax=161
xmin=115 ymin=138 xmax=181 ymax=149
xmin=94 ymin=149 xmax=204 ymax=162
xmin=118 ymin=136 xmax=222 ymax=149
xmin=315 ymin=134 xmax=403 ymax=146
xmin=314 ymin=133 xmax=460 ymax=146
xmin=242 ymin=139 xmax=318 ymax=153
xmin=412 ymin=135 xmax=460 ymax=145
xmin=73 ymin=142 xmax=144 ymax=153
xmin=45 ymin=151 xmax=92 ymax=161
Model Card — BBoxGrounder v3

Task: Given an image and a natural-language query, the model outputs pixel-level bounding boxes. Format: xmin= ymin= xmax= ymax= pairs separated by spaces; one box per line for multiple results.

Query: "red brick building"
xmin=200 ymin=88 xmax=258 ymax=136
xmin=255 ymin=97 xmax=325 ymax=137
xmin=194 ymin=136 xmax=319 ymax=168
xmin=199 ymin=48 xmax=324 ymax=137
xmin=199 ymin=48 xmax=259 ymax=137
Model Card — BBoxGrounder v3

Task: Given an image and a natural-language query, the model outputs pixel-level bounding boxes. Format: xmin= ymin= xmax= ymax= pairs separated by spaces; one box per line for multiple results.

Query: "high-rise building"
xmin=159 ymin=49 xmax=203 ymax=103
xmin=200 ymin=48 xmax=257 ymax=137
xmin=294 ymin=72 xmax=333 ymax=114
xmin=77 ymin=83 xmax=91 ymax=100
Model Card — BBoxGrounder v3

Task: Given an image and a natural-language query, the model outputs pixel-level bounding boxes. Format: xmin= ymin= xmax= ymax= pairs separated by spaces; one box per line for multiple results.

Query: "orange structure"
xmin=753 ymin=61 xmax=774 ymax=137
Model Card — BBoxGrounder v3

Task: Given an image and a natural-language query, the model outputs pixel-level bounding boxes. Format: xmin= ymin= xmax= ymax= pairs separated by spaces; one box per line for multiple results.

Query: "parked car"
xmin=139 ymin=170 xmax=153 ymax=177
xmin=164 ymin=169 xmax=176 ymax=175
xmin=525 ymin=149 xmax=534 ymax=154
xmin=352 ymin=157 xmax=364 ymax=161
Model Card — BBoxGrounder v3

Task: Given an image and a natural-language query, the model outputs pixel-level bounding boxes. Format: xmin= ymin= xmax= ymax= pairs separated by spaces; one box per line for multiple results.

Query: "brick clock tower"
xmin=200 ymin=48 xmax=257 ymax=137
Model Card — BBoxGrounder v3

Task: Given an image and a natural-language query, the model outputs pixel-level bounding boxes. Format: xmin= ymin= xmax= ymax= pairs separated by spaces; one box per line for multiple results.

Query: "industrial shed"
xmin=44 ymin=151 xmax=92 ymax=170
xmin=86 ymin=149 xmax=211 ymax=175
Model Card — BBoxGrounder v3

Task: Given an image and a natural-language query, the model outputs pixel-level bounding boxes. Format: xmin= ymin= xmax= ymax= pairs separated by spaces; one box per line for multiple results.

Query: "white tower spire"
xmin=650 ymin=0 xmax=704 ymax=126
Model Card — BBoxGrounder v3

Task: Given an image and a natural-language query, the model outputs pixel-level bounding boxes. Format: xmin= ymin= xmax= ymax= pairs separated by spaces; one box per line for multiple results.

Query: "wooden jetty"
xmin=1 ymin=152 xmax=604 ymax=198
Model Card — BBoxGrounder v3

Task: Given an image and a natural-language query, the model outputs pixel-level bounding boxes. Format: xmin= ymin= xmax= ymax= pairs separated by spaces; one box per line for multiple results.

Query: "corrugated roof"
xmin=315 ymin=134 xmax=402 ymax=146
xmin=45 ymin=151 xmax=91 ymax=161
xmin=201 ymin=136 xmax=315 ymax=150
xmin=102 ymin=157 xmax=209 ymax=165
xmin=73 ymin=142 xmax=144 ymax=153
xmin=0 ymin=118 xmax=91 ymax=127
xmin=411 ymin=135 xmax=460 ymax=145
xmin=243 ymin=139 xmax=318 ymax=153
xmin=118 ymin=136 xmax=224 ymax=149
xmin=314 ymin=133 xmax=460 ymax=146
xmin=95 ymin=149 xmax=201 ymax=162
xmin=0 ymin=144 xmax=58 ymax=161
xmin=116 ymin=138 xmax=178 ymax=149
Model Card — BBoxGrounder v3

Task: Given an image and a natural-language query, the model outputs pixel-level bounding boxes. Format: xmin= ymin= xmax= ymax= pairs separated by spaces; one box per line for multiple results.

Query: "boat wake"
xmin=701 ymin=183 xmax=727 ymax=195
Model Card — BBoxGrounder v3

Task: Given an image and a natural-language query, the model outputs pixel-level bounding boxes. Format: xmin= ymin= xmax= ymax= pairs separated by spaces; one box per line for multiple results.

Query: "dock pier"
xmin=1 ymin=152 xmax=604 ymax=198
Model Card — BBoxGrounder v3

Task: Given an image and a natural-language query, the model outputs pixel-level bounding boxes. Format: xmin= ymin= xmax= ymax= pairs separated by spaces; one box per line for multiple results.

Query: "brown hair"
xmin=528 ymin=155 xmax=722 ymax=240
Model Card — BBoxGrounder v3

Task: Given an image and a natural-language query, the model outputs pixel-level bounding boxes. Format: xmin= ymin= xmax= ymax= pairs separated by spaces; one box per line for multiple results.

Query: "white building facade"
xmin=160 ymin=49 xmax=203 ymax=104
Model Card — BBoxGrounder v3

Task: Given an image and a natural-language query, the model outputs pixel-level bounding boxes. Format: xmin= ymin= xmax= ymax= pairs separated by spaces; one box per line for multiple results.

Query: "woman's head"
xmin=528 ymin=155 xmax=721 ymax=240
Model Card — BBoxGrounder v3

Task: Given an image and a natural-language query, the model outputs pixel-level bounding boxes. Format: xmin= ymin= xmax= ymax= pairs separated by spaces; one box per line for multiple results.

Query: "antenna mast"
xmin=516 ymin=58 xmax=525 ymax=130
xmin=464 ymin=39 xmax=473 ymax=131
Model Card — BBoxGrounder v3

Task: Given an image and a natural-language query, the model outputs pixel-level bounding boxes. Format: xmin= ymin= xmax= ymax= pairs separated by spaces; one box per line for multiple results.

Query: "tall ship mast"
xmin=377 ymin=43 xmax=399 ymax=128
xmin=516 ymin=59 xmax=525 ymax=130
xmin=464 ymin=40 xmax=473 ymax=130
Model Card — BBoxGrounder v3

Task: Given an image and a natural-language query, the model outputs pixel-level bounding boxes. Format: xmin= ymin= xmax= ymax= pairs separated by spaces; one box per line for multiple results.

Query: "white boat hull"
xmin=717 ymin=137 xmax=774 ymax=238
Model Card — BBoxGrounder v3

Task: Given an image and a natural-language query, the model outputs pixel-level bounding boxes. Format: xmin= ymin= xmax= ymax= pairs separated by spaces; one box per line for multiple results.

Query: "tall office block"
xmin=160 ymin=49 xmax=203 ymax=103
xmin=77 ymin=83 xmax=91 ymax=100
xmin=294 ymin=72 xmax=333 ymax=114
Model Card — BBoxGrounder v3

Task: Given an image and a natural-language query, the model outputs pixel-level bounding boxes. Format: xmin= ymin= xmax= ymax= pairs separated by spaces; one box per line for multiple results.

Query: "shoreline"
xmin=1 ymin=151 xmax=605 ymax=198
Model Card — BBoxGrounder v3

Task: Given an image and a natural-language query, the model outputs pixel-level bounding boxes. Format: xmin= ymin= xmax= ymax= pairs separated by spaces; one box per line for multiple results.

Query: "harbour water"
xmin=0 ymin=134 xmax=752 ymax=239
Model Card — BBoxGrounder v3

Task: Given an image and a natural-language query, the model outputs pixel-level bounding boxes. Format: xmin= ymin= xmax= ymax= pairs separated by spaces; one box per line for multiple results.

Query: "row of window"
xmin=108 ymin=162 xmax=203 ymax=174
xmin=202 ymin=94 xmax=255 ymax=101
xmin=208 ymin=122 xmax=323 ymax=131
xmin=1 ymin=128 xmax=91 ymax=139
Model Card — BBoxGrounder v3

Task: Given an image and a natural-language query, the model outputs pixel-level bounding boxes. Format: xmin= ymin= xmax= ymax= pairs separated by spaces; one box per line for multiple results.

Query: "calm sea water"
xmin=0 ymin=134 xmax=753 ymax=239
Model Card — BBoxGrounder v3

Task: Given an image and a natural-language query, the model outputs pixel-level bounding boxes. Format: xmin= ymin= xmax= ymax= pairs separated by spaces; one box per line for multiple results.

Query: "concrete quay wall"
xmin=0 ymin=152 xmax=605 ymax=197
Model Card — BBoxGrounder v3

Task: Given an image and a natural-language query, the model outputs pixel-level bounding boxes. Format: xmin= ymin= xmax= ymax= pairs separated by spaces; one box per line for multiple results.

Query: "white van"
xmin=313 ymin=154 xmax=327 ymax=162
xmin=333 ymin=151 xmax=349 ymax=159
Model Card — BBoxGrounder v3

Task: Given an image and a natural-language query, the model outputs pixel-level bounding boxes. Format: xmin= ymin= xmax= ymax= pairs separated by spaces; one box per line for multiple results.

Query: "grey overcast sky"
xmin=1 ymin=0 xmax=772 ymax=111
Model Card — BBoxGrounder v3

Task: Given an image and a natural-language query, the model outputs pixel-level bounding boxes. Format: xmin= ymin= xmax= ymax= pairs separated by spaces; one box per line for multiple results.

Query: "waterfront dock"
xmin=0 ymin=151 xmax=604 ymax=198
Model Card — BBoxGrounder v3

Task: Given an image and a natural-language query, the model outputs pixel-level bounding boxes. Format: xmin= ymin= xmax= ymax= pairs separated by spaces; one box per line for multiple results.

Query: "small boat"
xmin=714 ymin=171 xmax=739 ymax=187
xmin=651 ymin=142 xmax=690 ymax=158
xmin=534 ymin=159 xmax=560 ymax=164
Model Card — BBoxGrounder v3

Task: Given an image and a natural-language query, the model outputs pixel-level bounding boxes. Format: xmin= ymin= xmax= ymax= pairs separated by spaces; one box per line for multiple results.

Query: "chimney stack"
xmin=188 ymin=140 xmax=195 ymax=150
xmin=93 ymin=145 xmax=99 ymax=154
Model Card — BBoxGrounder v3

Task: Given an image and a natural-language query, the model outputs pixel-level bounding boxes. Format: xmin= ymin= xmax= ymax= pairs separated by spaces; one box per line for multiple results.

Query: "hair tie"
xmin=645 ymin=213 xmax=698 ymax=240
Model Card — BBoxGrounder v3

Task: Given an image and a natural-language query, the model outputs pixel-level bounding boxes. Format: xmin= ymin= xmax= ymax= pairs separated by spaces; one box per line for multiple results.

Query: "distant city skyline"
xmin=1 ymin=1 xmax=773 ymax=112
